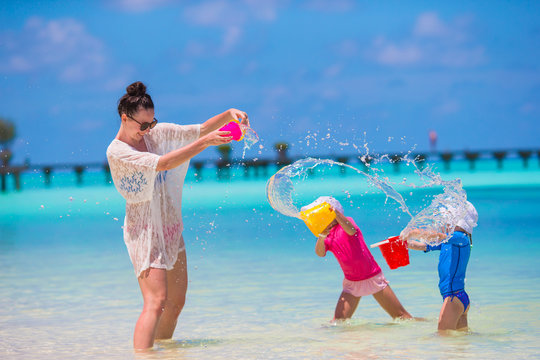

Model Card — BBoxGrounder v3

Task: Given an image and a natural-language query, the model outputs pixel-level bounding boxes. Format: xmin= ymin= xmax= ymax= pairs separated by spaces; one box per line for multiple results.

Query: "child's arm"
xmin=315 ymin=234 xmax=327 ymax=257
xmin=401 ymin=228 xmax=446 ymax=242
xmin=333 ymin=210 xmax=357 ymax=236
xmin=407 ymin=239 xmax=427 ymax=251
xmin=401 ymin=228 xmax=445 ymax=251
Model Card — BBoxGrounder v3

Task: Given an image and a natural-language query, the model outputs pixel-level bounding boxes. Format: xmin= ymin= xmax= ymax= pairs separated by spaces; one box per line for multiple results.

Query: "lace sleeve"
xmin=153 ymin=123 xmax=201 ymax=149
xmin=107 ymin=141 xmax=161 ymax=203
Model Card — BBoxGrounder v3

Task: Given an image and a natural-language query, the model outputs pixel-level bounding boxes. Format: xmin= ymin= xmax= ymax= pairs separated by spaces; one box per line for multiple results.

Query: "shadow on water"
xmin=417 ymin=327 xmax=515 ymax=344
xmin=155 ymin=338 xmax=225 ymax=349
xmin=133 ymin=338 xmax=226 ymax=359
xmin=320 ymin=317 xmax=434 ymax=332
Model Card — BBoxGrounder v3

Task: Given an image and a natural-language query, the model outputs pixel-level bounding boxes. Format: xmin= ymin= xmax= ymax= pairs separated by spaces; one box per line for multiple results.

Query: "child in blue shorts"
xmin=401 ymin=201 xmax=478 ymax=332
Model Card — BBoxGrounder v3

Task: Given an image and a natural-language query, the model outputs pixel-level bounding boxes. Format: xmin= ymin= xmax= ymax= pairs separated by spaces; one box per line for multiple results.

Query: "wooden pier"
xmin=0 ymin=147 xmax=538 ymax=192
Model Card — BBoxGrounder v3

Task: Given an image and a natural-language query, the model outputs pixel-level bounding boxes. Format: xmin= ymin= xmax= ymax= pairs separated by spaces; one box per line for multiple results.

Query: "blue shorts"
xmin=443 ymin=290 xmax=470 ymax=312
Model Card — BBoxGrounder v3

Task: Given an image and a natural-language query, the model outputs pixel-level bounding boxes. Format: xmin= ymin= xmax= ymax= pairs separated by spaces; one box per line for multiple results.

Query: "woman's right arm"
xmin=199 ymin=108 xmax=248 ymax=137
xmin=156 ymin=129 xmax=232 ymax=171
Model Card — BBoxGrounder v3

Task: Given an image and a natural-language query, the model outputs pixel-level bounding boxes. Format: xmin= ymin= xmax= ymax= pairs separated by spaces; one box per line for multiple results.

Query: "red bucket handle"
xmin=370 ymin=235 xmax=402 ymax=248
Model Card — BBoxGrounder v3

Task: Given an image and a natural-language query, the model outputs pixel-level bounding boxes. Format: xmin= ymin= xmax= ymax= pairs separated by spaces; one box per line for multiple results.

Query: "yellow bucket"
xmin=299 ymin=202 xmax=336 ymax=237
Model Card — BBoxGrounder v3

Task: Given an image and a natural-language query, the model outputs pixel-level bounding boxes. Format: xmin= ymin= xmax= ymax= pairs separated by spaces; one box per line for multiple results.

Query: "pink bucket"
xmin=219 ymin=120 xmax=244 ymax=141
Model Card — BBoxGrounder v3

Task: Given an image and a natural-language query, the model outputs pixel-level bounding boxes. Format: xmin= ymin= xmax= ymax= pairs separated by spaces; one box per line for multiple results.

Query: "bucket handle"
xmin=370 ymin=239 xmax=390 ymax=248
xmin=370 ymin=236 xmax=402 ymax=248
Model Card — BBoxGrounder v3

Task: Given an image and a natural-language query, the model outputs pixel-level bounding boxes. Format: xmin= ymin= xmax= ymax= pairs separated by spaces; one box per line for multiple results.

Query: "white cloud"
xmin=243 ymin=61 xmax=259 ymax=75
xmin=414 ymin=12 xmax=448 ymax=38
xmin=433 ymin=100 xmax=461 ymax=116
xmin=335 ymin=39 xmax=360 ymax=57
xmin=184 ymin=0 xmax=235 ymax=26
xmin=103 ymin=65 xmax=137 ymax=92
xmin=0 ymin=17 xmax=106 ymax=82
xmin=184 ymin=41 xmax=207 ymax=57
xmin=303 ymin=0 xmax=355 ymax=12
xmin=374 ymin=41 xmax=422 ymax=65
xmin=74 ymin=119 xmax=106 ymax=131
xmin=324 ymin=63 xmax=344 ymax=78
xmin=439 ymin=47 xmax=485 ymax=67
xmin=177 ymin=62 xmax=194 ymax=75
xmin=107 ymin=0 xmax=174 ymax=12
xmin=183 ymin=0 xmax=282 ymax=27
xmin=519 ymin=103 xmax=535 ymax=115
xmin=181 ymin=0 xmax=283 ymax=55
xmin=221 ymin=26 xmax=242 ymax=54
xmin=371 ymin=12 xmax=486 ymax=68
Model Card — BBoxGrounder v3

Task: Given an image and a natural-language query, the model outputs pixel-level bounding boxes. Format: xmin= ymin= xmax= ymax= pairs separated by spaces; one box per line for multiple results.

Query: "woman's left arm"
xmin=199 ymin=108 xmax=249 ymax=137
xmin=334 ymin=210 xmax=357 ymax=236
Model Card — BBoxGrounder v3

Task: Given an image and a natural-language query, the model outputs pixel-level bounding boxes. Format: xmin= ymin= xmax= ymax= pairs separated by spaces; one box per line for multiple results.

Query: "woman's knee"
xmin=144 ymin=292 xmax=168 ymax=315
xmin=165 ymin=294 xmax=186 ymax=317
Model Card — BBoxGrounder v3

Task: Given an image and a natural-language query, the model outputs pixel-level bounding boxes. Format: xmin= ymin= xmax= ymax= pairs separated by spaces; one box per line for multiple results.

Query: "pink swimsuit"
xmin=324 ymin=217 xmax=382 ymax=281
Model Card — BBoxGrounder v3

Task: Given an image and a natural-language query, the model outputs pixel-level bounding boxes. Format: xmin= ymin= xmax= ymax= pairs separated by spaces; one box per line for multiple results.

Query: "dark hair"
xmin=117 ymin=81 xmax=154 ymax=118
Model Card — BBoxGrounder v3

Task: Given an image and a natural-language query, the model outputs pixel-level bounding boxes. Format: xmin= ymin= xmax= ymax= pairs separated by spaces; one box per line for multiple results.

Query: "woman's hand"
xmin=229 ymin=108 xmax=249 ymax=127
xmin=200 ymin=108 xmax=249 ymax=138
xmin=201 ymin=129 xmax=233 ymax=147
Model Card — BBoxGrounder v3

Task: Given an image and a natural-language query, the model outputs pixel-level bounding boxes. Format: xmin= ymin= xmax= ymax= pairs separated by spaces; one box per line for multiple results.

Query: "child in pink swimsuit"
xmin=306 ymin=196 xmax=413 ymax=321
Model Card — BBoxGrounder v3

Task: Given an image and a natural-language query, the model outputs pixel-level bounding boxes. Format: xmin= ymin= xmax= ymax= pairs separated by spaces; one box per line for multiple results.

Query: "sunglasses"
xmin=127 ymin=115 xmax=158 ymax=131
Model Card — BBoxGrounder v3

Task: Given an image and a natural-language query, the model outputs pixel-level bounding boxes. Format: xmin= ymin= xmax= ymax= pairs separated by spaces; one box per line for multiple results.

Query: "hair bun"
xmin=126 ymin=81 xmax=147 ymax=97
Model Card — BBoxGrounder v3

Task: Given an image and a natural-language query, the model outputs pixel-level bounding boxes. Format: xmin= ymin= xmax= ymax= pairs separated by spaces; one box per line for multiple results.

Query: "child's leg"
xmin=372 ymin=285 xmax=412 ymax=320
xmin=456 ymin=307 xmax=469 ymax=331
xmin=438 ymin=296 xmax=467 ymax=331
xmin=334 ymin=291 xmax=361 ymax=320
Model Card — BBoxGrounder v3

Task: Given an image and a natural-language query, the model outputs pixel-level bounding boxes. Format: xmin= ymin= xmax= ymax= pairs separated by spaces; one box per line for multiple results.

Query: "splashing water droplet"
xmin=241 ymin=125 xmax=260 ymax=159
xmin=266 ymin=156 xmax=468 ymax=246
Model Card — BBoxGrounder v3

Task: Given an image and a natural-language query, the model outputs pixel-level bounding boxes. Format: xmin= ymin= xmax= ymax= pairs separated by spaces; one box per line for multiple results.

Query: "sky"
xmin=0 ymin=0 xmax=539 ymax=165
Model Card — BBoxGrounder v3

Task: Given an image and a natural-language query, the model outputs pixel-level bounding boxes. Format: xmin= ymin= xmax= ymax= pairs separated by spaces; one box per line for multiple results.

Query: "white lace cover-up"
xmin=106 ymin=123 xmax=201 ymax=277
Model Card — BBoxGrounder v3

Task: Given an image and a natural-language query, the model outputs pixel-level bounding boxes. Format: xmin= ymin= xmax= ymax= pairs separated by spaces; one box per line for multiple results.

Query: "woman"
xmin=106 ymin=81 xmax=248 ymax=349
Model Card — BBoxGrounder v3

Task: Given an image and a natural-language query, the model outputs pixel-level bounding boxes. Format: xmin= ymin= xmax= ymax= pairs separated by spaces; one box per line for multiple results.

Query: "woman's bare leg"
xmin=334 ymin=291 xmax=361 ymax=320
xmin=372 ymin=285 xmax=412 ymax=320
xmin=438 ymin=296 xmax=469 ymax=332
xmin=155 ymin=249 xmax=188 ymax=340
xmin=134 ymin=267 xmax=167 ymax=349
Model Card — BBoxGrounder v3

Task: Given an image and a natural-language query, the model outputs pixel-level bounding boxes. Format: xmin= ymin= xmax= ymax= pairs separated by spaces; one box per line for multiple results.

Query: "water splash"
xmin=265 ymin=157 xmax=469 ymax=245
xmin=265 ymin=157 xmax=412 ymax=219
xmin=241 ymin=125 xmax=260 ymax=159
xmin=400 ymin=163 xmax=469 ymax=245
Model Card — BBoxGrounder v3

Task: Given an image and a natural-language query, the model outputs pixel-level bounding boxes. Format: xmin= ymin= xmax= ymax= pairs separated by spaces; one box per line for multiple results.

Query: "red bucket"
xmin=378 ymin=236 xmax=409 ymax=270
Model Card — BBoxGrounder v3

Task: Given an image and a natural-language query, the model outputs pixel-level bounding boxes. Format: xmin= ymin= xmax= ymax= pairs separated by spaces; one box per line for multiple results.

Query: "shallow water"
xmin=1 ymin=160 xmax=539 ymax=359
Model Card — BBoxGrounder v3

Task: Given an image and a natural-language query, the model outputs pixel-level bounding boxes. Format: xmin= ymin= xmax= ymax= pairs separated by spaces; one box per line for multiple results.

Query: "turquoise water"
xmin=1 ymin=159 xmax=539 ymax=359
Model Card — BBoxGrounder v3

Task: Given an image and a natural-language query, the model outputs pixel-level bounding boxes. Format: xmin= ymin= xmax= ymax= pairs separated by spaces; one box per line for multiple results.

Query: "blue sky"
xmin=1 ymin=0 xmax=538 ymax=165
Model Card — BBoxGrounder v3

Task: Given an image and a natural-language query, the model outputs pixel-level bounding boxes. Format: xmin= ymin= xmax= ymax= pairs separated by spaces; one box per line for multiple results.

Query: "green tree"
xmin=274 ymin=142 xmax=289 ymax=163
xmin=217 ymin=144 xmax=232 ymax=161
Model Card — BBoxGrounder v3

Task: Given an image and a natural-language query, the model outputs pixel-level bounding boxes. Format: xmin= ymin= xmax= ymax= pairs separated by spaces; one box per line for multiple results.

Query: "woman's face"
xmin=121 ymin=108 xmax=155 ymax=139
